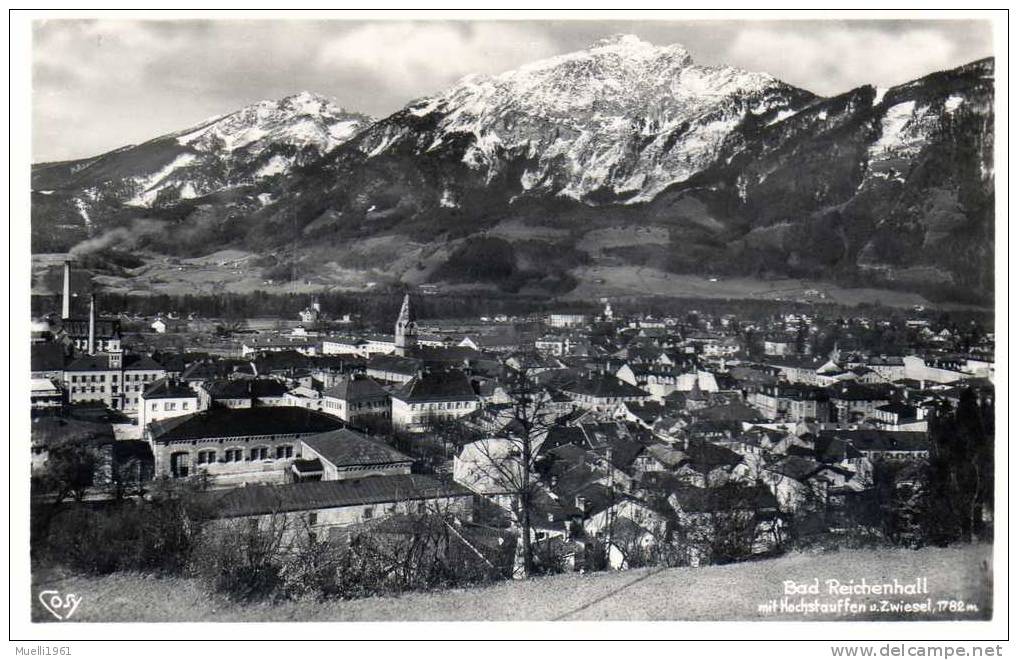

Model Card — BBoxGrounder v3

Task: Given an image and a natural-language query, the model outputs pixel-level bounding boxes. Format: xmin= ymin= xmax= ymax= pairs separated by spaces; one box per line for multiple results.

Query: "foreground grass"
xmin=31 ymin=544 xmax=991 ymax=622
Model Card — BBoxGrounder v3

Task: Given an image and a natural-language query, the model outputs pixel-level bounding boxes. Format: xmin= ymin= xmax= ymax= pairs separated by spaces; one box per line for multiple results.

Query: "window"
xmin=224 ymin=448 xmax=243 ymax=462
xmin=151 ymin=403 xmax=157 ymax=411
xmin=170 ymin=452 xmax=190 ymax=478
xmin=250 ymin=447 xmax=269 ymax=461
xmin=196 ymin=450 xmax=216 ymax=465
xmin=362 ymin=507 xmax=374 ymax=520
xmin=275 ymin=445 xmax=294 ymax=459
xmin=182 ymin=402 xmax=189 ymax=410
xmin=307 ymin=512 xmax=317 ymax=526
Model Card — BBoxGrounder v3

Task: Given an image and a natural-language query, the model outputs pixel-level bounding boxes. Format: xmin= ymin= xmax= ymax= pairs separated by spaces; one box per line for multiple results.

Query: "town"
xmin=29 ymin=262 xmax=995 ymax=599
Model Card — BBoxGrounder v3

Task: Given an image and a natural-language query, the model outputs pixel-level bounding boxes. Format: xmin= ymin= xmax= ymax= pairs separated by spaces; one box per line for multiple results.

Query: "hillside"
xmin=31 ymin=544 xmax=991 ymax=622
xmin=30 ymin=37 xmax=995 ymax=305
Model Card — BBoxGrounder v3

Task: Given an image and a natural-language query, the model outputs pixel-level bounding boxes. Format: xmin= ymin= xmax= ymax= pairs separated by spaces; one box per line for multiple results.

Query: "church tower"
xmin=394 ymin=293 xmax=417 ymax=356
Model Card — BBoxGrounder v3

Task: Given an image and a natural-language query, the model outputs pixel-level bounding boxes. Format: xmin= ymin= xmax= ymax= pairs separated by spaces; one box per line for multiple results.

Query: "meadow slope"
xmin=31 ymin=544 xmax=992 ymax=623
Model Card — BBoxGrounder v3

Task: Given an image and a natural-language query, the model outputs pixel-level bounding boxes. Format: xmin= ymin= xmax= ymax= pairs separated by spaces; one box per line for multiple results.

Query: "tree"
xmin=924 ymin=388 xmax=994 ymax=544
xmin=457 ymin=367 xmax=556 ymax=577
xmin=37 ymin=439 xmax=103 ymax=504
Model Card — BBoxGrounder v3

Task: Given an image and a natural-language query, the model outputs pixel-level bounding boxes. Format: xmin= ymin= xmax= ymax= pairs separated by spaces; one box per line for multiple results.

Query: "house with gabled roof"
xmin=295 ymin=428 xmax=413 ymax=483
xmin=147 ymin=407 xmax=344 ymax=486
xmin=560 ymin=372 xmax=650 ymax=411
xmin=321 ymin=375 xmax=390 ymax=423
xmin=198 ymin=474 xmax=475 ymax=544
xmin=390 ymin=369 xmax=480 ymax=432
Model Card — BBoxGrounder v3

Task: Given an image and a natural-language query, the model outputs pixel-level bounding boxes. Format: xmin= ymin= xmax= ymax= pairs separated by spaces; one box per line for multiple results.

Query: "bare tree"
xmin=456 ymin=367 xmax=557 ymax=577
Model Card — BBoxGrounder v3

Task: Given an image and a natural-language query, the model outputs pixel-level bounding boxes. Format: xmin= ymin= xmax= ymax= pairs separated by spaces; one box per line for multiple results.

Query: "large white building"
xmin=138 ymin=378 xmax=201 ymax=431
xmin=390 ymin=370 xmax=480 ymax=432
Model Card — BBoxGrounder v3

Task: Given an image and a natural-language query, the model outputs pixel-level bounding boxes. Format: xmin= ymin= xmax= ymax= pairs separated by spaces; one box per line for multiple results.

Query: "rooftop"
xmin=142 ymin=378 xmax=196 ymax=400
xmin=149 ymin=407 xmax=343 ymax=443
xmin=323 ymin=375 xmax=389 ymax=403
xmin=302 ymin=428 xmax=413 ymax=468
xmin=393 ymin=370 xmax=478 ymax=403
xmin=202 ymin=474 xmax=472 ymax=518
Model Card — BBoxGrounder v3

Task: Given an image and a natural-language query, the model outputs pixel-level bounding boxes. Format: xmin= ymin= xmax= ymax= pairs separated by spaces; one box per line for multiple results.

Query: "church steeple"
xmin=394 ymin=294 xmax=417 ymax=356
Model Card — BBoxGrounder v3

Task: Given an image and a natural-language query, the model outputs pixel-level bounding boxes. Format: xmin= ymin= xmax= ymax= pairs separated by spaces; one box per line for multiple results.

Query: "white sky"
xmin=32 ymin=19 xmax=993 ymax=162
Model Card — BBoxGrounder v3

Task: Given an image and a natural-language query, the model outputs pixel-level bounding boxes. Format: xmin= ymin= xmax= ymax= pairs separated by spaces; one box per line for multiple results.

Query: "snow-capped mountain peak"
xmin=174 ymin=91 xmax=370 ymax=154
xmin=381 ymin=35 xmax=813 ymax=202
xmin=31 ymin=91 xmax=373 ymax=210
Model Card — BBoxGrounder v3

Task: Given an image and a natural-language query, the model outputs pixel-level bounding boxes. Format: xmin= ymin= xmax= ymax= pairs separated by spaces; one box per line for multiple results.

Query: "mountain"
xmin=31 ymin=92 xmax=372 ymax=250
xmin=361 ymin=34 xmax=816 ymax=204
xmin=30 ymin=37 xmax=995 ymax=305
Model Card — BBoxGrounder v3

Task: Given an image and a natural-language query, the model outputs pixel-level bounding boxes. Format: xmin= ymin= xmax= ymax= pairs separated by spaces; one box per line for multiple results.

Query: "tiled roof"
xmin=562 ymin=373 xmax=649 ymax=399
xmin=392 ymin=370 xmax=477 ymax=403
xmin=202 ymin=474 xmax=472 ymax=518
xmin=818 ymin=429 xmax=929 ymax=453
xmin=367 ymin=354 xmax=423 ymax=375
xmin=122 ymin=354 xmax=165 ymax=371
xmin=322 ymin=376 xmax=388 ymax=403
xmin=31 ymin=343 xmax=65 ymax=372
xmin=65 ymin=354 xmax=116 ymax=371
xmin=207 ymin=378 xmax=288 ymax=399
xmin=149 ymin=407 xmax=343 ymax=442
xmin=302 ymin=428 xmax=412 ymax=468
xmin=828 ymin=382 xmax=894 ymax=401
xmin=142 ymin=378 xmax=196 ymax=400
xmin=669 ymin=484 xmax=778 ymax=513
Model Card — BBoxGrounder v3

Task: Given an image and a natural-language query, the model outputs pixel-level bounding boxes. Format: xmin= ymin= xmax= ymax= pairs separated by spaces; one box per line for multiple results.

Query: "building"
xmin=147 ymin=407 xmax=344 ymax=486
xmin=872 ymin=403 xmax=928 ymax=432
xmin=763 ymin=335 xmax=796 ymax=357
xmin=283 ymin=385 xmax=326 ymax=411
xmin=293 ymin=428 xmax=413 ymax=482
xmin=365 ymin=354 xmax=422 ymax=384
xmin=321 ymin=375 xmax=390 ymax=423
xmin=198 ymin=379 xmax=289 ymax=409
xmin=535 ymin=334 xmax=571 ymax=357
xmin=63 ymin=353 xmax=166 ymax=414
xmin=30 ymin=378 xmax=64 ymax=412
xmin=138 ymin=378 xmax=200 ymax=430
xmin=827 ymin=382 xmax=893 ymax=424
xmin=818 ymin=430 xmax=930 ymax=462
xmin=560 ymin=373 xmax=651 ymax=411
xmin=31 ymin=343 xmax=65 ymax=380
xmin=298 ymin=298 xmax=324 ymax=331
xmin=390 ymin=370 xmax=480 ymax=432
xmin=198 ymin=474 xmax=474 ymax=543
xmin=547 ymin=313 xmax=587 ymax=329
xmin=60 ymin=296 xmax=122 ymax=355
xmin=616 ymin=364 xmax=718 ymax=401
xmin=745 ymin=383 xmax=831 ymax=423
xmin=240 ymin=337 xmax=319 ymax=357
xmin=394 ymin=294 xmax=417 ymax=357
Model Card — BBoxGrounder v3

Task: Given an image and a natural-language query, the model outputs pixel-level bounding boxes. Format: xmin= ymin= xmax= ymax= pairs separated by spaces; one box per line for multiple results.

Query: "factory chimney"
xmin=88 ymin=294 xmax=96 ymax=355
xmin=62 ymin=261 xmax=71 ymax=319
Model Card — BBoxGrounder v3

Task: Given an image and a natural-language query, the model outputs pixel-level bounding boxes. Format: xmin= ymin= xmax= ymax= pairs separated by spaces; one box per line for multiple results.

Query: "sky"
xmin=32 ymin=18 xmax=993 ymax=162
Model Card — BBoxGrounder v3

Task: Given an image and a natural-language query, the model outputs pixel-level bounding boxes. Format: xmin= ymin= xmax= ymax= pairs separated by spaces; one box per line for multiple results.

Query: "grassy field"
xmin=564 ymin=265 xmax=942 ymax=309
xmin=34 ymin=246 xmax=987 ymax=311
xmin=30 ymin=544 xmax=992 ymax=623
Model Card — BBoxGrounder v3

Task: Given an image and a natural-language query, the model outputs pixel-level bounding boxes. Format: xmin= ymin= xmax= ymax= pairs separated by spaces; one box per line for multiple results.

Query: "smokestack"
xmin=88 ymin=294 xmax=96 ymax=355
xmin=62 ymin=261 xmax=71 ymax=319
